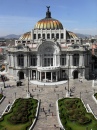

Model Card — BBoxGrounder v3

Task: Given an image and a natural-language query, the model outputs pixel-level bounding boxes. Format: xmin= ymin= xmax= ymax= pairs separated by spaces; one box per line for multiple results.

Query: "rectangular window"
xmin=61 ymin=54 xmax=66 ymax=66
xmin=62 ymin=58 xmax=64 ymax=65
xmin=34 ymin=34 xmax=36 ymax=39
xmin=51 ymin=58 xmax=53 ymax=66
xmin=44 ymin=58 xmax=46 ymax=66
xmin=48 ymin=58 xmax=50 ymax=66
xmin=61 ymin=33 xmax=63 ymax=39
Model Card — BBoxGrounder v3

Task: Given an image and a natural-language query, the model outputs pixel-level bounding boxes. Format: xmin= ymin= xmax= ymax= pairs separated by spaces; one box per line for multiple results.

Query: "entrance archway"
xmin=46 ymin=72 xmax=51 ymax=80
xmin=73 ymin=70 xmax=78 ymax=79
xmin=19 ymin=71 xmax=24 ymax=80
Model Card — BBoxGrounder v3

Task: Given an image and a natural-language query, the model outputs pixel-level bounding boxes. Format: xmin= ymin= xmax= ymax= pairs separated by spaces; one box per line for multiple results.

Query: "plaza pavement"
xmin=0 ymin=78 xmax=97 ymax=130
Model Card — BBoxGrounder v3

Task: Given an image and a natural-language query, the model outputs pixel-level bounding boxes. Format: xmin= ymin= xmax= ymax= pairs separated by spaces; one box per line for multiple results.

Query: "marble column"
xmin=31 ymin=70 xmax=32 ymax=80
xmin=41 ymin=54 xmax=43 ymax=67
xmin=36 ymin=70 xmax=37 ymax=80
xmin=70 ymin=54 xmax=73 ymax=66
xmin=82 ymin=54 xmax=84 ymax=66
xmin=66 ymin=54 xmax=69 ymax=66
xmin=79 ymin=54 xmax=83 ymax=66
xmin=40 ymin=72 xmax=41 ymax=81
xmin=59 ymin=70 xmax=60 ymax=79
xmin=56 ymin=71 xmax=58 ymax=81
xmin=37 ymin=54 xmax=40 ymax=66
xmin=38 ymin=71 xmax=39 ymax=80
xmin=45 ymin=72 xmax=46 ymax=80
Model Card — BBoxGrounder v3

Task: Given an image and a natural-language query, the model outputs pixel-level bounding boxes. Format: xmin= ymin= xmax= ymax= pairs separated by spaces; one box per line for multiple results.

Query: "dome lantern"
xmin=46 ymin=6 xmax=51 ymax=18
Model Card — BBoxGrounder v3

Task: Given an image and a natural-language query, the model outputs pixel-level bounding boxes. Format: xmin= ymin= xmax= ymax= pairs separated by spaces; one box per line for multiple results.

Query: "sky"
xmin=0 ymin=0 xmax=97 ymax=36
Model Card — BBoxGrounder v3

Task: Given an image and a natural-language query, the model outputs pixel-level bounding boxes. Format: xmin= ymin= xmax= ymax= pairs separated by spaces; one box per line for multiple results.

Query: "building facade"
xmin=7 ymin=7 xmax=91 ymax=82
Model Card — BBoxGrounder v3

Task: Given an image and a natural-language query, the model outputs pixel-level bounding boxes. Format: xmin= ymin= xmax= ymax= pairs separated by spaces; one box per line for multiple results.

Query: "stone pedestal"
xmin=26 ymin=92 xmax=30 ymax=98
xmin=66 ymin=91 xmax=70 ymax=97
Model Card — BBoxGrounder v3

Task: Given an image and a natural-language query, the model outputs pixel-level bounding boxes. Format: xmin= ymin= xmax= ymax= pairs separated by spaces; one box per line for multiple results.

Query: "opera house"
xmin=7 ymin=7 xmax=91 ymax=82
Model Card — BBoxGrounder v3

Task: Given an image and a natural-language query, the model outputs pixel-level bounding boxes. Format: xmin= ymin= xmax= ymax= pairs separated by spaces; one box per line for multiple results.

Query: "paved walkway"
xmin=0 ymin=78 xmax=97 ymax=130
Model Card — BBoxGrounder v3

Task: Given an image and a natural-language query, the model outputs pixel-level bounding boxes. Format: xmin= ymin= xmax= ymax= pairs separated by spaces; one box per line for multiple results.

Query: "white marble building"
xmin=7 ymin=7 xmax=90 ymax=82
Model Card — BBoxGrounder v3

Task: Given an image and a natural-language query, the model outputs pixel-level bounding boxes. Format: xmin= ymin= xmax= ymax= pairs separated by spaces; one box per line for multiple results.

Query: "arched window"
xmin=61 ymin=33 xmax=64 ymax=39
xmin=18 ymin=54 xmax=24 ymax=66
xmin=56 ymin=33 xmax=59 ymax=39
xmin=52 ymin=33 xmax=54 ymax=38
xmin=73 ymin=54 xmax=79 ymax=66
xmin=30 ymin=54 xmax=37 ymax=66
xmin=34 ymin=34 xmax=36 ymax=39
xmin=42 ymin=33 xmax=45 ymax=39
xmin=38 ymin=34 xmax=41 ymax=39
xmin=47 ymin=33 xmax=50 ymax=39
xmin=60 ymin=54 xmax=66 ymax=65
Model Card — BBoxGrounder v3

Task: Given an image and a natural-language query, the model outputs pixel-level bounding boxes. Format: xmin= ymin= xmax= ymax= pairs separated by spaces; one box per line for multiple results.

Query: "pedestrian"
xmin=45 ymin=112 xmax=47 ymax=115
xmin=48 ymin=109 xmax=50 ymax=113
xmin=32 ymin=89 xmax=33 ymax=91
xmin=54 ymin=124 xmax=56 ymax=127
xmin=49 ymin=104 xmax=51 ymax=107
xmin=40 ymin=108 xmax=42 ymax=112
xmin=43 ymin=107 xmax=44 ymax=111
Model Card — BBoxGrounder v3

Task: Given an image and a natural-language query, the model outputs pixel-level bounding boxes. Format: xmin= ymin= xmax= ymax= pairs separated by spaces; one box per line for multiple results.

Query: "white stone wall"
xmin=31 ymin=28 xmax=66 ymax=43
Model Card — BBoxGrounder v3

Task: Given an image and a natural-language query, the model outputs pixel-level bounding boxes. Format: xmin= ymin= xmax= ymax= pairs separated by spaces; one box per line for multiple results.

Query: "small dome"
xmin=34 ymin=6 xmax=63 ymax=30
xmin=19 ymin=32 xmax=31 ymax=40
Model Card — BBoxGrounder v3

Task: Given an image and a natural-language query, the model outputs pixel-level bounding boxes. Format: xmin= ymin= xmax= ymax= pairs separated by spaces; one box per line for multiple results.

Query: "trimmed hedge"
xmin=58 ymin=98 xmax=97 ymax=130
xmin=0 ymin=98 xmax=38 ymax=130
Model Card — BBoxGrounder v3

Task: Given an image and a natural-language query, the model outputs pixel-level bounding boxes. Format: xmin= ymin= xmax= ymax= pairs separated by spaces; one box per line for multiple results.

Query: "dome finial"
xmin=46 ymin=6 xmax=51 ymax=18
xmin=46 ymin=6 xmax=50 ymax=12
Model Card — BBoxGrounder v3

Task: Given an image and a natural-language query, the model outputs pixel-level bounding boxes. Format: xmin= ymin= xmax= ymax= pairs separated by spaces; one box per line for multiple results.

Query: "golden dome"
xmin=19 ymin=32 xmax=31 ymax=40
xmin=34 ymin=6 xmax=63 ymax=30
xmin=34 ymin=18 xmax=63 ymax=30
xmin=68 ymin=31 xmax=78 ymax=39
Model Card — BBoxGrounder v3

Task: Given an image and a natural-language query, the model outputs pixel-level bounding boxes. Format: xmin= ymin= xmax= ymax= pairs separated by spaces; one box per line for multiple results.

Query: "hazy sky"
xmin=0 ymin=0 xmax=97 ymax=36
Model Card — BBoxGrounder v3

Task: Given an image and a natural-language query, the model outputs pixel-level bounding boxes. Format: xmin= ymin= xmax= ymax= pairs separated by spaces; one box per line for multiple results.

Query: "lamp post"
xmin=27 ymin=46 xmax=30 ymax=98
xmin=68 ymin=58 xmax=70 ymax=94
xmin=66 ymin=54 xmax=70 ymax=97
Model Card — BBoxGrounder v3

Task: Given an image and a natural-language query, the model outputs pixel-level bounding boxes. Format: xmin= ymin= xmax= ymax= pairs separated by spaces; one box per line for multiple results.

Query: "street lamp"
xmin=66 ymin=54 xmax=70 ymax=97
xmin=26 ymin=46 xmax=30 ymax=98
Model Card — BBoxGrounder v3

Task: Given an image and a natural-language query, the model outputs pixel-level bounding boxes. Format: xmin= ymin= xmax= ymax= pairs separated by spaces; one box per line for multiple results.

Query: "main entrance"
xmin=19 ymin=71 xmax=24 ymax=80
xmin=73 ymin=70 xmax=78 ymax=79
xmin=46 ymin=72 xmax=51 ymax=80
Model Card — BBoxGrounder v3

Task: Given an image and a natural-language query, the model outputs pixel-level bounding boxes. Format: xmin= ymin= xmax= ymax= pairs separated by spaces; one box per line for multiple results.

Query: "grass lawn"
xmin=0 ymin=94 xmax=3 ymax=100
xmin=58 ymin=98 xmax=97 ymax=130
xmin=0 ymin=98 xmax=38 ymax=130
